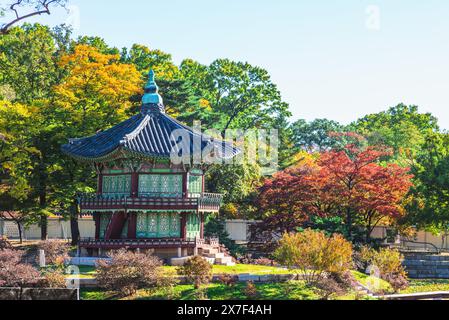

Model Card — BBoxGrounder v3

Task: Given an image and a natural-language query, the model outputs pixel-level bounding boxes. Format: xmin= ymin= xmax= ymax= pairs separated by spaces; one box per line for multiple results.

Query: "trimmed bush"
xmin=274 ymin=229 xmax=353 ymax=284
xmin=244 ymin=280 xmax=259 ymax=299
xmin=359 ymin=246 xmax=408 ymax=292
xmin=0 ymin=249 xmax=41 ymax=288
xmin=177 ymin=256 xmax=212 ymax=289
xmin=96 ymin=249 xmax=163 ymax=297
xmin=38 ymin=240 xmax=70 ymax=266
xmin=217 ymin=274 xmax=237 ymax=287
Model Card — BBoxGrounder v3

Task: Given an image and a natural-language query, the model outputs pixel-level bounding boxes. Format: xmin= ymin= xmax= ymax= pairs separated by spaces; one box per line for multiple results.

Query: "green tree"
xmin=291 ymin=118 xmax=345 ymax=152
xmin=180 ymin=58 xmax=291 ymax=135
xmin=353 ymin=104 xmax=439 ymax=165
xmin=0 ymin=24 xmax=59 ymax=103
xmin=405 ymin=132 xmax=449 ymax=232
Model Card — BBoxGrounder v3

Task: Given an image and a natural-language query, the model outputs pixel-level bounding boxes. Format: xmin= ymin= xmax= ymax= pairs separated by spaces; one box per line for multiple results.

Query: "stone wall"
xmin=0 ymin=288 xmax=79 ymax=300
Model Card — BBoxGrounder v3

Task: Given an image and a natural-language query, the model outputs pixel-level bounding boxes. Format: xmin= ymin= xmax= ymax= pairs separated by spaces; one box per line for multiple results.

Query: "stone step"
xmin=215 ymin=256 xmax=234 ymax=265
xmin=202 ymin=248 xmax=219 ymax=255
xmin=203 ymin=252 xmax=225 ymax=259
xmin=405 ymin=255 xmax=449 ymax=262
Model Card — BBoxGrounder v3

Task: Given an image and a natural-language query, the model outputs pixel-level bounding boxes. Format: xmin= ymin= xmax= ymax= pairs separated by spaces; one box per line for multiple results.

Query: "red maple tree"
xmin=318 ymin=144 xmax=413 ymax=241
xmin=256 ymin=136 xmax=413 ymax=243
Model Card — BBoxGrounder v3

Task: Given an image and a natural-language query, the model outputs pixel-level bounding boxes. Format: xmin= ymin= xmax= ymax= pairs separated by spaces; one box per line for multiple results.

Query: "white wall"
xmin=0 ymin=218 xmax=95 ymax=240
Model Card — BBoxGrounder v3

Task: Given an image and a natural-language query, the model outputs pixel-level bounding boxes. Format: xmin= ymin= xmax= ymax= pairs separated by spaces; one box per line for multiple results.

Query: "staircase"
xmin=403 ymin=253 xmax=449 ymax=279
xmin=200 ymin=246 xmax=236 ymax=267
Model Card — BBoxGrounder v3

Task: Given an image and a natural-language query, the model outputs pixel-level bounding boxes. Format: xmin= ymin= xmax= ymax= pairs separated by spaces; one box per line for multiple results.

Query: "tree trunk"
xmin=38 ymin=161 xmax=48 ymax=240
xmin=366 ymin=227 xmax=372 ymax=244
xmin=346 ymin=208 xmax=352 ymax=241
xmin=70 ymin=199 xmax=80 ymax=246
xmin=17 ymin=222 xmax=23 ymax=244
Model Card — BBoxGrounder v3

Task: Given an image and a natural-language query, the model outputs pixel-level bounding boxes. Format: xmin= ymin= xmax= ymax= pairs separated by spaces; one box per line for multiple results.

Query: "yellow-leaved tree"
xmin=53 ymin=44 xmax=143 ymax=135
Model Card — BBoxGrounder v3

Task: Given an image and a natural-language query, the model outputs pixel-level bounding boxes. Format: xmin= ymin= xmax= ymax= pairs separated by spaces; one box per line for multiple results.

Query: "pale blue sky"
xmin=3 ymin=0 xmax=449 ymax=129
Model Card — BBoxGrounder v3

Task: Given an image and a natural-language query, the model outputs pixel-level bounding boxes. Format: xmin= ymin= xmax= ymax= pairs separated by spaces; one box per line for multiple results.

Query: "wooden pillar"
xmin=97 ymin=174 xmax=103 ymax=195
xmin=93 ymin=213 xmax=101 ymax=239
xmin=128 ymin=212 xmax=137 ymax=239
xmin=181 ymin=213 xmax=187 ymax=240
xmin=200 ymin=213 xmax=205 ymax=239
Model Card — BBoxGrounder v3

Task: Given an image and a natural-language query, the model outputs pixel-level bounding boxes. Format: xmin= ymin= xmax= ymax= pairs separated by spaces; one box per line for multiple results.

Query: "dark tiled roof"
xmin=61 ymin=105 xmax=240 ymax=162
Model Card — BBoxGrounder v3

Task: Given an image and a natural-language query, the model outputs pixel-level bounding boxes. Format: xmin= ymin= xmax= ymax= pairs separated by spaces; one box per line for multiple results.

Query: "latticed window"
xmin=102 ymin=175 xmax=131 ymax=197
xmin=188 ymin=175 xmax=203 ymax=196
xmin=136 ymin=212 xmax=181 ymax=238
xmin=138 ymin=174 xmax=183 ymax=197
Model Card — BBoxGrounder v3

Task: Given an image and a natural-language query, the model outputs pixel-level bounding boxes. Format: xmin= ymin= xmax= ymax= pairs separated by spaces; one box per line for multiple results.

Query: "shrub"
xmin=0 ymin=249 xmax=41 ymax=287
xmin=0 ymin=236 xmax=12 ymax=250
xmin=314 ymin=272 xmax=357 ymax=300
xmin=239 ymin=256 xmax=277 ymax=266
xmin=38 ymin=240 xmax=70 ymax=266
xmin=217 ymin=274 xmax=237 ymax=287
xmin=39 ymin=270 xmax=67 ymax=288
xmin=244 ymin=281 xmax=258 ymax=299
xmin=274 ymin=229 xmax=353 ymax=284
xmin=314 ymin=277 xmax=346 ymax=300
xmin=358 ymin=247 xmax=408 ymax=292
xmin=177 ymin=256 xmax=212 ymax=289
xmin=153 ymin=274 xmax=180 ymax=300
xmin=96 ymin=249 xmax=163 ymax=297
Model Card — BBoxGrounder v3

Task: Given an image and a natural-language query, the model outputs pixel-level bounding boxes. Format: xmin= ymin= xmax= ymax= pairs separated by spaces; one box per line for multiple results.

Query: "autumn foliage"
xmin=274 ymin=229 xmax=353 ymax=284
xmin=257 ymin=136 xmax=413 ymax=242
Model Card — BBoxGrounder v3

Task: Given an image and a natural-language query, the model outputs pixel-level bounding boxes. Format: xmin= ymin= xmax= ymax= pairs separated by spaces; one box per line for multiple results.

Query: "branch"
xmin=1 ymin=0 xmax=62 ymax=35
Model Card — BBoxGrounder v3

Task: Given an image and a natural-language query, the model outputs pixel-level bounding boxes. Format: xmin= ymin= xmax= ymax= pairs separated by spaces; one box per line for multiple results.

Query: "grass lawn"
xmin=352 ymin=271 xmax=393 ymax=294
xmin=70 ymin=264 xmax=295 ymax=279
xmin=81 ymin=281 xmax=367 ymax=301
xmin=401 ymin=279 xmax=449 ymax=294
xmin=164 ymin=264 xmax=294 ymax=275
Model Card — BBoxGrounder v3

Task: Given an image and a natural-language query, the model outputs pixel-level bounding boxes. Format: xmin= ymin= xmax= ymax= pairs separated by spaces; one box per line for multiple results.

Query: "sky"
xmin=3 ymin=0 xmax=449 ymax=129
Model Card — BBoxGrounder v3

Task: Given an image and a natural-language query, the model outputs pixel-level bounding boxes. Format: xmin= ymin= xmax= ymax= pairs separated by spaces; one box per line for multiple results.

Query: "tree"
xmin=0 ymin=24 xmax=60 ymax=103
xmin=405 ymin=132 xmax=449 ymax=232
xmin=317 ymin=135 xmax=413 ymax=241
xmin=53 ymin=44 xmax=143 ymax=133
xmin=0 ymin=0 xmax=67 ymax=35
xmin=121 ymin=44 xmax=179 ymax=79
xmin=180 ymin=58 xmax=291 ymax=135
xmin=291 ymin=118 xmax=345 ymax=152
xmin=255 ymin=136 xmax=413 ymax=243
xmin=255 ymin=153 xmax=323 ymax=236
xmin=0 ymin=100 xmax=41 ymax=242
xmin=353 ymin=104 xmax=439 ymax=166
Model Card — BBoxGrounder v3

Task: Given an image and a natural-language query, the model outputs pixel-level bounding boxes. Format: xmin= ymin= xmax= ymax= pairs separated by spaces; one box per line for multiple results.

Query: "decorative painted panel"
xmin=99 ymin=214 xmax=111 ymax=239
xmin=138 ymin=174 xmax=182 ymax=197
xmin=136 ymin=213 xmax=147 ymax=238
xmin=136 ymin=212 xmax=181 ymax=238
xmin=186 ymin=213 xmax=201 ymax=239
xmin=102 ymin=175 xmax=131 ymax=197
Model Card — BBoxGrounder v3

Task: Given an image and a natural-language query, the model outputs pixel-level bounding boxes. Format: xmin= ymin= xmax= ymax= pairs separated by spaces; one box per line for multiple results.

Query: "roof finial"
xmin=142 ymin=69 xmax=164 ymax=113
